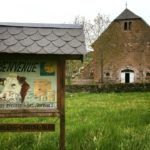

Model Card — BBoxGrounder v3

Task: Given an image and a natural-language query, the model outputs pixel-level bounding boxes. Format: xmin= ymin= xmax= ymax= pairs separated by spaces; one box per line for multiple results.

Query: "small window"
xmin=129 ymin=22 xmax=132 ymax=30
xmin=124 ymin=21 xmax=132 ymax=31
xmin=146 ymin=72 xmax=150 ymax=77
xmin=124 ymin=22 xmax=128 ymax=30
xmin=106 ymin=72 xmax=110 ymax=76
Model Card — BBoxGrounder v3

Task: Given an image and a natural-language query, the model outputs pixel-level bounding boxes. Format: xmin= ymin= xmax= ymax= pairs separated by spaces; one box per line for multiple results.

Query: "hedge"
xmin=65 ymin=83 xmax=150 ymax=93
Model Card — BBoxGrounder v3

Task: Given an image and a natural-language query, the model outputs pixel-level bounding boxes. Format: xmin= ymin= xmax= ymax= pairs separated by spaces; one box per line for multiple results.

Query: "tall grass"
xmin=0 ymin=92 xmax=150 ymax=150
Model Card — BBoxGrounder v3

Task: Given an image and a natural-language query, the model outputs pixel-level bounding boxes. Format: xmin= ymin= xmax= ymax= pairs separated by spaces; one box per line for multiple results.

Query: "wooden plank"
xmin=0 ymin=54 xmax=82 ymax=60
xmin=57 ymin=59 xmax=66 ymax=150
xmin=0 ymin=109 xmax=59 ymax=113
xmin=0 ymin=123 xmax=55 ymax=132
xmin=57 ymin=62 xmax=61 ymax=111
xmin=0 ymin=112 xmax=60 ymax=118
xmin=0 ymin=109 xmax=60 ymax=118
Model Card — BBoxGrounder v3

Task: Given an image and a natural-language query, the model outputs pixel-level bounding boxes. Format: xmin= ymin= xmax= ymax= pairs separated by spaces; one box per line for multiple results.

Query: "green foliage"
xmin=65 ymin=52 xmax=94 ymax=85
xmin=0 ymin=92 xmax=150 ymax=150
xmin=66 ymin=60 xmax=83 ymax=85
xmin=66 ymin=83 xmax=150 ymax=92
xmin=66 ymin=92 xmax=150 ymax=150
xmin=83 ymin=51 xmax=93 ymax=64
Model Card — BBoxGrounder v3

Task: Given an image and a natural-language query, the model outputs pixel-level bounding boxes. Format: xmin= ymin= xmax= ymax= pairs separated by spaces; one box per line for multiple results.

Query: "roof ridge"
xmin=0 ymin=22 xmax=82 ymax=29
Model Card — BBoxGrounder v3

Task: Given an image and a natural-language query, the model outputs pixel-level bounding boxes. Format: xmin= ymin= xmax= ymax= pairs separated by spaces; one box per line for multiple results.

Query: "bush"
xmin=66 ymin=83 xmax=150 ymax=93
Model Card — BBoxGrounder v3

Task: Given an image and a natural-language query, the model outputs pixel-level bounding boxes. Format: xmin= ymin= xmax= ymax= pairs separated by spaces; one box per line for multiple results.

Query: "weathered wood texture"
xmin=0 ymin=109 xmax=60 ymax=118
xmin=57 ymin=59 xmax=66 ymax=150
xmin=0 ymin=123 xmax=55 ymax=132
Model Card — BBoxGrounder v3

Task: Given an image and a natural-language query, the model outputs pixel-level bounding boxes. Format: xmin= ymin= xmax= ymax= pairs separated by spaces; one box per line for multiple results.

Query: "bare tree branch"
xmin=74 ymin=14 xmax=110 ymax=50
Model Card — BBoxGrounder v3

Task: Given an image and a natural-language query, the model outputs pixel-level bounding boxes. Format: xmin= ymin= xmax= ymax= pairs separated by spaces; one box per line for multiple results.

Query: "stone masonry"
xmin=83 ymin=8 xmax=150 ymax=84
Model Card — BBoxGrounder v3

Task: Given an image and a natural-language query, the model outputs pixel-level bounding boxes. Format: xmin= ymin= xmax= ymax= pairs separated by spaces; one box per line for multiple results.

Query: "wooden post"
xmin=57 ymin=59 xmax=66 ymax=150
xmin=101 ymin=48 xmax=104 ymax=84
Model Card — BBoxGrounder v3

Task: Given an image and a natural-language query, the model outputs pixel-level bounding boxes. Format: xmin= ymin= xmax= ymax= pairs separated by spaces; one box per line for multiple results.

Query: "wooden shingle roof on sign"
xmin=0 ymin=22 xmax=86 ymax=55
xmin=115 ymin=8 xmax=141 ymax=21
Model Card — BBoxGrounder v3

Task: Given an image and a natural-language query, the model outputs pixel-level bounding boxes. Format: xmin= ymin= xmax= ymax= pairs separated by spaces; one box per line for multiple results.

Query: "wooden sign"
xmin=0 ymin=22 xmax=86 ymax=150
xmin=0 ymin=57 xmax=66 ymax=150
xmin=0 ymin=58 xmax=58 ymax=117
xmin=0 ymin=123 xmax=55 ymax=132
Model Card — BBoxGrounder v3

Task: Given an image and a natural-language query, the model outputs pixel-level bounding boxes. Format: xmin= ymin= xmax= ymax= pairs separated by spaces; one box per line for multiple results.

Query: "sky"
xmin=0 ymin=0 xmax=149 ymax=25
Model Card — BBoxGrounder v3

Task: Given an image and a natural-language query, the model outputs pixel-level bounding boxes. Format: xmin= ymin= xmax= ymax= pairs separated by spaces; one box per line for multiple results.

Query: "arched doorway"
xmin=121 ymin=69 xmax=134 ymax=83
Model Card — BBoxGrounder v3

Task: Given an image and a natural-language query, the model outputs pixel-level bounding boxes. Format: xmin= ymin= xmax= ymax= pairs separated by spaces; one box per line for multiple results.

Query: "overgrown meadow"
xmin=0 ymin=92 xmax=150 ymax=150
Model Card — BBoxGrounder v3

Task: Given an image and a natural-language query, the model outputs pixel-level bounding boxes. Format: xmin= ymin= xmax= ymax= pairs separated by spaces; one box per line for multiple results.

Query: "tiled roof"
xmin=115 ymin=8 xmax=141 ymax=21
xmin=0 ymin=22 xmax=86 ymax=55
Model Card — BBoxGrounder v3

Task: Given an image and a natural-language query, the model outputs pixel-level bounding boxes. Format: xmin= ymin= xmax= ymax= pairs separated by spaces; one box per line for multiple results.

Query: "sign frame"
xmin=0 ymin=54 xmax=64 ymax=118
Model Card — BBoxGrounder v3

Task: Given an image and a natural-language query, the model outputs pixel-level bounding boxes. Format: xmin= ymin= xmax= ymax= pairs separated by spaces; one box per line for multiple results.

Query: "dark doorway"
xmin=125 ymin=73 xmax=130 ymax=83
xmin=121 ymin=69 xmax=134 ymax=83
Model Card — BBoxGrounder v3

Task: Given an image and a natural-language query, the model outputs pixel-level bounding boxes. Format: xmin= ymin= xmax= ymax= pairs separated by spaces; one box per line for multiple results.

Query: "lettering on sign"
xmin=0 ymin=61 xmax=37 ymax=72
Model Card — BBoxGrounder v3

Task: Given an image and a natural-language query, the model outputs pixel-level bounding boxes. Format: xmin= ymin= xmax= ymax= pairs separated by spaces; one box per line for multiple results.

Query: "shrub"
xmin=66 ymin=83 xmax=150 ymax=93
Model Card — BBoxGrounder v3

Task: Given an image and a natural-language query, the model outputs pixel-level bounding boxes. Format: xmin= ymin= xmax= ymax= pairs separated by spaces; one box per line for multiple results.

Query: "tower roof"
xmin=115 ymin=8 xmax=141 ymax=21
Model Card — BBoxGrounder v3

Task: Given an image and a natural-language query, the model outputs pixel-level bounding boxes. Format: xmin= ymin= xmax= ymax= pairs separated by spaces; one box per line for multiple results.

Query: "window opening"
xmin=146 ymin=72 xmax=150 ymax=76
xmin=129 ymin=22 xmax=132 ymax=30
xmin=124 ymin=21 xmax=132 ymax=31
xmin=106 ymin=72 xmax=110 ymax=76
xmin=124 ymin=22 xmax=128 ymax=30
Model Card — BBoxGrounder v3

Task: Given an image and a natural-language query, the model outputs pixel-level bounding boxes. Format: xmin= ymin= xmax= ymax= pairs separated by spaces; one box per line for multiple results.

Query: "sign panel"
xmin=0 ymin=123 xmax=55 ymax=132
xmin=0 ymin=59 xmax=57 ymax=111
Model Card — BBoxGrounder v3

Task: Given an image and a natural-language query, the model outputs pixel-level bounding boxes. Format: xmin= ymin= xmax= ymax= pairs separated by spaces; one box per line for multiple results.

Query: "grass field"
xmin=0 ymin=92 xmax=150 ymax=150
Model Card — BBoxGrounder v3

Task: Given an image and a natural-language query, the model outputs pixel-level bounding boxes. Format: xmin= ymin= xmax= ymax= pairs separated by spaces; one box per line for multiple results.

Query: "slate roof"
xmin=115 ymin=8 xmax=141 ymax=21
xmin=0 ymin=22 xmax=86 ymax=55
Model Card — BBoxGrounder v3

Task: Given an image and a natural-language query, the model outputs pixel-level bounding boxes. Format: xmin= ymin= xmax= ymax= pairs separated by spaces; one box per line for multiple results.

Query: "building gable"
xmin=91 ymin=9 xmax=150 ymax=83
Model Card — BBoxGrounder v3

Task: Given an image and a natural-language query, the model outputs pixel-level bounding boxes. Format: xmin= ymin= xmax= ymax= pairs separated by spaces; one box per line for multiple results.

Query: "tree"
xmin=66 ymin=13 xmax=110 ymax=85
xmin=74 ymin=13 xmax=110 ymax=50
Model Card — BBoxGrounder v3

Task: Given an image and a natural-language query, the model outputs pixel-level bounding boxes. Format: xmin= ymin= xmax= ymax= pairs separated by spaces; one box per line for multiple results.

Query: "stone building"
xmin=90 ymin=8 xmax=150 ymax=84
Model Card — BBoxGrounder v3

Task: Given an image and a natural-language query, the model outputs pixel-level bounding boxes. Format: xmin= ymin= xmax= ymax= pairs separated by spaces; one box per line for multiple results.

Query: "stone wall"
xmin=80 ymin=61 xmax=94 ymax=79
xmin=92 ymin=19 xmax=150 ymax=84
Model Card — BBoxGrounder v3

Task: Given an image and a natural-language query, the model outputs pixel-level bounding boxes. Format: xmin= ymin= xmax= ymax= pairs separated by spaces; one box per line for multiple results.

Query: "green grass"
xmin=0 ymin=92 xmax=150 ymax=150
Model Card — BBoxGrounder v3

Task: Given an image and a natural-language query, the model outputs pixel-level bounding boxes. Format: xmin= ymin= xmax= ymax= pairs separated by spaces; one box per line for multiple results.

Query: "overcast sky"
xmin=0 ymin=0 xmax=149 ymax=25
